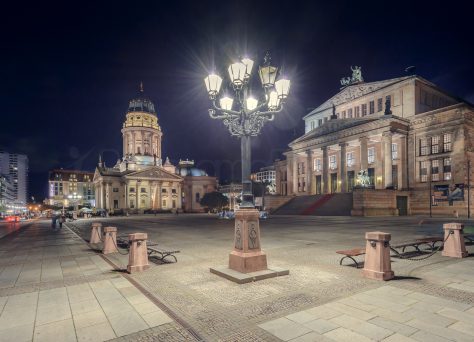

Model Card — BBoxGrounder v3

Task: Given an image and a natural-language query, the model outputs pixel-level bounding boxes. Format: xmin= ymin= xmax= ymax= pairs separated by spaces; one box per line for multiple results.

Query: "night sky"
xmin=1 ymin=0 xmax=472 ymax=202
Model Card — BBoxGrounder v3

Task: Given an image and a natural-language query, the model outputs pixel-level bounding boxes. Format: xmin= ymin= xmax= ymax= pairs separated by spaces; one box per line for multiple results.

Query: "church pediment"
xmin=125 ymin=166 xmax=182 ymax=181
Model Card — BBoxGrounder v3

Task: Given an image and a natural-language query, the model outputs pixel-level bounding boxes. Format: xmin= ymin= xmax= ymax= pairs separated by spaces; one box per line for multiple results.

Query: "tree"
xmin=200 ymin=191 xmax=229 ymax=211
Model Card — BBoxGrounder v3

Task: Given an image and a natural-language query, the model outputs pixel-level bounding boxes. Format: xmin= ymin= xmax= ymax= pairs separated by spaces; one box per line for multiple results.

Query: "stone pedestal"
xmin=442 ymin=223 xmax=468 ymax=258
xmin=90 ymin=222 xmax=102 ymax=244
xmin=362 ymin=231 xmax=394 ymax=281
xmin=229 ymin=209 xmax=267 ymax=273
xmin=127 ymin=233 xmax=149 ymax=273
xmin=102 ymin=226 xmax=118 ymax=254
xmin=210 ymin=208 xmax=289 ymax=283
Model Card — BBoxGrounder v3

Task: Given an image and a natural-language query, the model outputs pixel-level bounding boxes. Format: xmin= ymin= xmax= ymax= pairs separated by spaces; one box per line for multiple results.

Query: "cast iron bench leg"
xmin=340 ymin=256 xmax=359 ymax=268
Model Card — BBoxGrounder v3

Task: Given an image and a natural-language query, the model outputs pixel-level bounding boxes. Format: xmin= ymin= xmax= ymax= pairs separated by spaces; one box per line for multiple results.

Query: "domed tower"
xmin=121 ymin=83 xmax=162 ymax=167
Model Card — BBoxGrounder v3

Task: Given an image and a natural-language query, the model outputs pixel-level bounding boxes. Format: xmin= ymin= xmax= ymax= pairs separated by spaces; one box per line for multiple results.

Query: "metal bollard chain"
xmin=390 ymin=232 xmax=452 ymax=261
xmin=110 ymin=234 xmax=130 ymax=255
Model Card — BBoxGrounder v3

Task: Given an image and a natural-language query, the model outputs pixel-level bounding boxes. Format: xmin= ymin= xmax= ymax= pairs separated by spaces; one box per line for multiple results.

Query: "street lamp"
xmin=203 ymin=52 xmax=290 ymax=208
xmin=204 ymin=52 xmax=291 ymax=280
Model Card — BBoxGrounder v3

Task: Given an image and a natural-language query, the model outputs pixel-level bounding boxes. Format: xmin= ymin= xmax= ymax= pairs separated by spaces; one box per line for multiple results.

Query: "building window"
xmin=314 ymin=159 xmax=321 ymax=172
xmin=420 ymin=138 xmax=429 ymax=156
xmin=443 ymin=133 xmax=452 ymax=152
xmin=443 ymin=158 xmax=451 ymax=180
xmin=368 ymin=147 xmax=375 ymax=164
xmin=342 ymin=110 xmax=346 ymax=118
xmin=348 ymin=108 xmax=353 ymax=118
xmin=162 ymin=188 xmax=167 ymax=193
xmin=141 ymin=188 xmax=146 ymax=193
xmin=329 ymin=155 xmax=337 ymax=170
xmin=391 ymin=143 xmax=398 ymax=160
xmin=195 ymin=192 xmax=200 ymax=203
xmin=130 ymin=200 xmax=134 ymax=208
xmin=420 ymin=161 xmax=429 ymax=182
xmin=336 ymin=112 xmax=340 ymax=118
xmin=354 ymin=106 xmax=360 ymax=117
xmin=377 ymin=98 xmax=383 ymax=112
xmin=113 ymin=188 xmax=119 ymax=192
xmin=369 ymin=101 xmax=375 ymax=114
xmin=172 ymin=200 xmax=176 ymax=208
xmin=129 ymin=187 xmax=135 ymax=193
xmin=431 ymin=136 xmax=440 ymax=154
xmin=361 ymin=104 xmax=367 ymax=116
xmin=318 ymin=119 xmax=323 ymax=126
xmin=431 ymin=160 xmax=440 ymax=181
xmin=324 ymin=117 xmax=328 ymax=122
xmin=172 ymin=189 xmax=177 ymax=194
xmin=162 ymin=200 xmax=167 ymax=207
xmin=347 ymin=152 xmax=354 ymax=167
xmin=311 ymin=121 xmax=315 ymax=130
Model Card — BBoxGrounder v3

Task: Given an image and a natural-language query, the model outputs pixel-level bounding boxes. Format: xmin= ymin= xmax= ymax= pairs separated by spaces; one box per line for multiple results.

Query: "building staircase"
xmin=272 ymin=193 xmax=353 ymax=216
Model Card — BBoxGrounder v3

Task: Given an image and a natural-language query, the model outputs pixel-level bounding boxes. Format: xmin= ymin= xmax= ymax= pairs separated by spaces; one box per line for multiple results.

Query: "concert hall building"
xmin=274 ymin=68 xmax=474 ymax=216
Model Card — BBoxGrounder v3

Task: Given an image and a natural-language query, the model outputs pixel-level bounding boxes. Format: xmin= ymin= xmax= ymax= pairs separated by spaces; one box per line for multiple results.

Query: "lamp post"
xmin=204 ymin=53 xmax=290 ymax=206
xmin=205 ymin=53 xmax=291 ymax=280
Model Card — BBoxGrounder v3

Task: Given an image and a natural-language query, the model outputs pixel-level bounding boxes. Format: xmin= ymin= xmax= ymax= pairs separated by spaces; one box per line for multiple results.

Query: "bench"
xmin=465 ymin=234 xmax=474 ymax=244
xmin=390 ymin=236 xmax=443 ymax=255
xmin=116 ymin=235 xmax=159 ymax=249
xmin=336 ymin=248 xmax=366 ymax=268
xmin=147 ymin=245 xmax=180 ymax=263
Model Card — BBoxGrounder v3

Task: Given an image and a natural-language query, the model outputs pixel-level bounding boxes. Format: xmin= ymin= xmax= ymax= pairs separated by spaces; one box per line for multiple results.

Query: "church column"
xmin=158 ymin=181 xmax=162 ymax=209
xmin=322 ymin=146 xmax=329 ymax=194
xmin=136 ymin=181 xmax=140 ymax=209
xmin=383 ymin=131 xmax=393 ymax=188
xmin=306 ymin=150 xmax=313 ymax=194
xmin=125 ymin=183 xmax=128 ymax=209
xmin=132 ymin=132 xmax=136 ymax=155
xmin=141 ymin=131 xmax=145 ymax=154
xmin=339 ymin=143 xmax=347 ymax=193
xmin=292 ymin=155 xmax=298 ymax=194
xmin=398 ymin=135 xmax=408 ymax=190
xmin=359 ymin=136 xmax=368 ymax=171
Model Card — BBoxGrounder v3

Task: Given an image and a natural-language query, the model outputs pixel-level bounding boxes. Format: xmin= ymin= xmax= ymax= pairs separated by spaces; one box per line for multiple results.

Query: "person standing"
xmin=59 ymin=215 xmax=65 ymax=229
xmin=51 ymin=215 xmax=57 ymax=229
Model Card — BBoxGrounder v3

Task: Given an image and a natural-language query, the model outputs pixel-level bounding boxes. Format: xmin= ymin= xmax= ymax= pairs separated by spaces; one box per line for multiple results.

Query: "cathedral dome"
xmin=127 ymin=82 xmax=156 ymax=115
xmin=177 ymin=159 xmax=208 ymax=177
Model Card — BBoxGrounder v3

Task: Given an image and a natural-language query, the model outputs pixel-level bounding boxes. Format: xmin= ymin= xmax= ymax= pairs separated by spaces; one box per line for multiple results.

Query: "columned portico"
xmin=322 ymin=146 xmax=329 ymax=194
xmin=339 ymin=142 xmax=347 ymax=193
xmin=383 ymin=131 xmax=393 ymax=188
xmin=359 ymin=136 xmax=368 ymax=171
xmin=306 ymin=150 xmax=313 ymax=194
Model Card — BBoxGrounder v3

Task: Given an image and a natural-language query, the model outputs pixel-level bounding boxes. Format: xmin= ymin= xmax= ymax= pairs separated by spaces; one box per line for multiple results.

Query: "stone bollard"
xmin=102 ymin=226 xmax=118 ymax=254
xmin=442 ymin=223 xmax=468 ymax=258
xmin=362 ymin=231 xmax=394 ymax=281
xmin=127 ymin=233 xmax=149 ymax=273
xmin=90 ymin=222 xmax=102 ymax=244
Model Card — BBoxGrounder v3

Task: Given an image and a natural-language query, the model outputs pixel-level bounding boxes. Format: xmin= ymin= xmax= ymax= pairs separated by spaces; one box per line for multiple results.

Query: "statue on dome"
xmin=340 ymin=66 xmax=364 ymax=87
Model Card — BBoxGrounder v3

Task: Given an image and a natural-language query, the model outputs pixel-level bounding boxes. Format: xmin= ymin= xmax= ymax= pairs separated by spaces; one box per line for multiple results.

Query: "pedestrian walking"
xmin=51 ymin=215 xmax=57 ymax=229
xmin=59 ymin=215 xmax=65 ymax=229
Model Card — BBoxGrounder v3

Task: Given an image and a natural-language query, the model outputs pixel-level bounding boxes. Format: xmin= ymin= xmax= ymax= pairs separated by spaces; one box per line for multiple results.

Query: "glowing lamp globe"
xmin=228 ymin=62 xmax=247 ymax=87
xmin=259 ymin=64 xmax=278 ymax=88
xmin=204 ymin=74 xmax=223 ymax=97
xmin=219 ymin=96 xmax=234 ymax=111
xmin=241 ymin=58 xmax=254 ymax=79
xmin=268 ymin=91 xmax=280 ymax=110
xmin=246 ymin=97 xmax=258 ymax=111
xmin=275 ymin=78 xmax=291 ymax=99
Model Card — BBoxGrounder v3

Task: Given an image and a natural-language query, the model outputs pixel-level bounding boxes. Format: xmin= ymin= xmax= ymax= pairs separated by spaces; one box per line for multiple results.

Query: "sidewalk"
xmin=0 ymin=220 xmax=179 ymax=342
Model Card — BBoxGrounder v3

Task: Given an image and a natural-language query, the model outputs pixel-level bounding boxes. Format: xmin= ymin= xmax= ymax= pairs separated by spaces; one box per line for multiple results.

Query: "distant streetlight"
xmin=203 ymin=52 xmax=290 ymax=207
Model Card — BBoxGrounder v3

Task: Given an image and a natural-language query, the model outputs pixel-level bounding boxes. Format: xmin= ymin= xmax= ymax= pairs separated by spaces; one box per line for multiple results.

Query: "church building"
xmin=93 ymin=85 xmax=217 ymax=213
xmin=274 ymin=68 xmax=474 ymax=216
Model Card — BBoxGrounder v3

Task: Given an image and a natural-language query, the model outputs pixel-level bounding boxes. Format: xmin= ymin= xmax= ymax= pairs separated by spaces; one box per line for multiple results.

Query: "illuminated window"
xmin=391 ymin=143 xmax=398 ymax=160
xmin=329 ymin=155 xmax=337 ymax=170
xmin=314 ymin=159 xmax=321 ymax=172
xmin=431 ymin=136 xmax=440 ymax=154
xmin=431 ymin=160 xmax=440 ymax=181
xmin=420 ymin=138 xmax=429 ymax=156
xmin=368 ymin=147 xmax=375 ymax=164
xmin=443 ymin=133 xmax=452 ymax=152
xmin=420 ymin=161 xmax=429 ymax=182
xmin=347 ymin=152 xmax=354 ymax=167
xmin=443 ymin=158 xmax=451 ymax=180
xmin=377 ymin=98 xmax=383 ymax=112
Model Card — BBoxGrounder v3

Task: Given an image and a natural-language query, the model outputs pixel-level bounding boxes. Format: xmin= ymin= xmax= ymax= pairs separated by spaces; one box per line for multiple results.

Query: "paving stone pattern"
xmin=70 ymin=215 xmax=474 ymax=341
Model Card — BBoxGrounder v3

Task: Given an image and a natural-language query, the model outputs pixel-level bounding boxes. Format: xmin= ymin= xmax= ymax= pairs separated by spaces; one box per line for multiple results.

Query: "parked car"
xmin=5 ymin=215 xmax=21 ymax=222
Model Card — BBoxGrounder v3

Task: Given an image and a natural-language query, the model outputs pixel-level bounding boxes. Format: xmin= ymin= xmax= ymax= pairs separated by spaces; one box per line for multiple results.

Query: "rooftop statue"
xmin=340 ymin=66 xmax=364 ymax=87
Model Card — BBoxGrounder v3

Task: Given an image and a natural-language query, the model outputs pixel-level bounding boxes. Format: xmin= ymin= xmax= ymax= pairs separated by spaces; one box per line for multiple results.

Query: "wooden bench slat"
xmin=336 ymin=248 xmax=366 ymax=256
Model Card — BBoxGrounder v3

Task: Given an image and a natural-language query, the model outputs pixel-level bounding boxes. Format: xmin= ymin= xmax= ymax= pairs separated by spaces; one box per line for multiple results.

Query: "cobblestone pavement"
xmin=69 ymin=214 xmax=474 ymax=341
xmin=0 ymin=220 xmax=176 ymax=342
